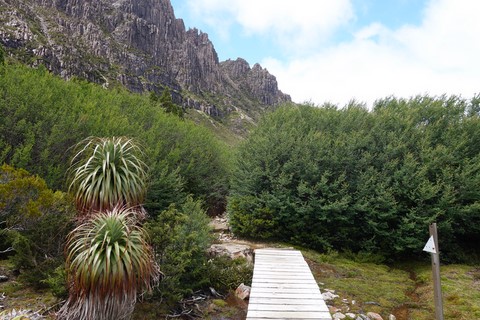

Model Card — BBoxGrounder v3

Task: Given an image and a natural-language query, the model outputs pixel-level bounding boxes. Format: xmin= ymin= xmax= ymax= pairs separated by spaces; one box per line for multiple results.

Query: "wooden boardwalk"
xmin=246 ymin=248 xmax=332 ymax=320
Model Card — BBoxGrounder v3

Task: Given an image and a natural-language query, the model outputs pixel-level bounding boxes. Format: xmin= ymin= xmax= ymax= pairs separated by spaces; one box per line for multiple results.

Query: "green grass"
xmin=303 ymin=250 xmax=414 ymax=317
xmin=413 ymin=264 xmax=480 ymax=320
xmin=302 ymin=250 xmax=480 ymax=320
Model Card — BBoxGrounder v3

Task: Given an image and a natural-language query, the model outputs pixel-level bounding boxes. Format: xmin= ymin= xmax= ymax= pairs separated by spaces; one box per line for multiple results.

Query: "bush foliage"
xmin=0 ymin=164 xmax=75 ymax=288
xmin=145 ymin=196 xmax=213 ymax=303
xmin=0 ymin=62 xmax=230 ymax=214
xmin=229 ymin=98 xmax=480 ymax=262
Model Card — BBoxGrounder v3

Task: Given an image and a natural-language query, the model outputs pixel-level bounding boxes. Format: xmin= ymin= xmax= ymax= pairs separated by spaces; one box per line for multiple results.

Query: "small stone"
xmin=0 ymin=275 xmax=8 ymax=282
xmin=352 ymin=300 xmax=356 ymax=305
xmin=367 ymin=312 xmax=383 ymax=320
xmin=345 ymin=313 xmax=356 ymax=319
xmin=356 ymin=315 xmax=369 ymax=320
xmin=328 ymin=306 xmax=339 ymax=313
xmin=342 ymin=298 xmax=349 ymax=303
xmin=234 ymin=283 xmax=251 ymax=300
xmin=333 ymin=312 xmax=346 ymax=319
xmin=388 ymin=315 xmax=396 ymax=320
xmin=322 ymin=291 xmax=339 ymax=301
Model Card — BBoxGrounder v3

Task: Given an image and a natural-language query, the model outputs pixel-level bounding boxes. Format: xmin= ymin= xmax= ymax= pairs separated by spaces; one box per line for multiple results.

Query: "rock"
xmin=356 ymin=315 xmax=369 ymax=320
xmin=322 ymin=291 xmax=339 ymax=301
xmin=209 ymin=216 xmax=229 ymax=232
xmin=234 ymin=283 xmax=250 ymax=300
xmin=367 ymin=312 xmax=383 ymax=320
xmin=0 ymin=275 xmax=8 ymax=282
xmin=346 ymin=313 xmax=356 ymax=319
xmin=333 ymin=312 xmax=346 ymax=319
xmin=388 ymin=315 xmax=396 ymax=320
xmin=328 ymin=306 xmax=340 ymax=313
xmin=208 ymin=243 xmax=253 ymax=262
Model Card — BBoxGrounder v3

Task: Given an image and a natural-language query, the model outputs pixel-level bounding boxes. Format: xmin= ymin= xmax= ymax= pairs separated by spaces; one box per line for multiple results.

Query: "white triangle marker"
xmin=423 ymin=236 xmax=437 ymax=254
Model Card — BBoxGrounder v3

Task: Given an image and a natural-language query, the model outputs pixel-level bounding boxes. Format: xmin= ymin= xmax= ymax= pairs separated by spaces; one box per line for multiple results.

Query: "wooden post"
xmin=429 ymin=223 xmax=444 ymax=320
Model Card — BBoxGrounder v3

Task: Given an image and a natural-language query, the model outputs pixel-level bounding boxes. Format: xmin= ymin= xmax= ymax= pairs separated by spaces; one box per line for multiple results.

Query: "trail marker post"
xmin=423 ymin=223 xmax=444 ymax=320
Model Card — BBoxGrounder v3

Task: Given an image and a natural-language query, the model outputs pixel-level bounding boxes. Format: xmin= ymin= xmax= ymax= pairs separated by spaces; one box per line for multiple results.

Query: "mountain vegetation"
xmin=0 ymin=57 xmax=247 ymax=316
xmin=0 ymin=0 xmax=290 ymax=135
xmin=229 ymin=98 xmax=480 ymax=262
xmin=0 ymin=59 xmax=231 ymax=215
xmin=1 ymin=2 xmax=480 ymax=313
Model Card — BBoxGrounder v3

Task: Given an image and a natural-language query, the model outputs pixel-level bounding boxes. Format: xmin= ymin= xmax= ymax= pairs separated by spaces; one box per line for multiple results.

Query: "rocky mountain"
xmin=0 ymin=0 xmax=291 ymax=134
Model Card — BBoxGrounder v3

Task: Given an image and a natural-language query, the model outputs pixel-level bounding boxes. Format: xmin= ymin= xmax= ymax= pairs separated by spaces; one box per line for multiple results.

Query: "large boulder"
xmin=208 ymin=243 xmax=253 ymax=263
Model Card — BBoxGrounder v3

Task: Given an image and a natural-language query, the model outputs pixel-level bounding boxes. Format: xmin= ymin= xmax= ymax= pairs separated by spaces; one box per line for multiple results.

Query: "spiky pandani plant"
xmin=68 ymin=136 xmax=148 ymax=218
xmin=57 ymin=207 xmax=159 ymax=320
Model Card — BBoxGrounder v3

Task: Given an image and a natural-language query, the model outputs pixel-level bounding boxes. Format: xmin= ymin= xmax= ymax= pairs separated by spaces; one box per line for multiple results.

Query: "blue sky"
xmin=170 ymin=0 xmax=480 ymax=106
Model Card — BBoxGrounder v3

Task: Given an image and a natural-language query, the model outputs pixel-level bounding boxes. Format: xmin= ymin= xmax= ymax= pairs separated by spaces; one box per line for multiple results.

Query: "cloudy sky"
xmin=170 ymin=0 xmax=479 ymax=107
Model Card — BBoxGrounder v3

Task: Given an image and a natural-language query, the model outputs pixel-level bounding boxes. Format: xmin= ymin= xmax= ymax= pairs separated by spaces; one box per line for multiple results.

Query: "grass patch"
xmin=303 ymin=250 xmax=414 ymax=318
xmin=413 ymin=264 xmax=480 ymax=320
xmin=302 ymin=250 xmax=480 ymax=320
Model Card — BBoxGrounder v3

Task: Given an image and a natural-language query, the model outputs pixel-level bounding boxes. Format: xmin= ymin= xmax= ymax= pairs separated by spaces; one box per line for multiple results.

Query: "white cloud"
xmin=186 ymin=0 xmax=354 ymax=52
xmin=263 ymin=0 xmax=480 ymax=107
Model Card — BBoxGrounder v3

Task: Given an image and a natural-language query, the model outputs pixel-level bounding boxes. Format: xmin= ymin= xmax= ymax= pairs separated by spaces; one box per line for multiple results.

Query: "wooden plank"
xmin=249 ymin=297 xmax=328 ymax=305
xmin=254 ymin=260 xmax=308 ymax=264
xmin=252 ymin=287 xmax=321 ymax=294
xmin=253 ymin=271 xmax=313 ymax=276
xmin=247 ymin=249 xmax=332 ymax=320
xmin=253 ymin=268 xmax=312 ymax=274
xmin=252 ymin=280 xmax=320 ymax=285
xmin=256 ymin=250 xmax=302 ymax=255
xmin=248 ymin=304 xmax=329 ymax=312
xmin=252 ymin=273 xmax=315 ymax=281
xmin=253 ymin=282 xmax=320 ymax=289
xmin=247 ymin=310 xmax=332 ymax=319
xmin=254 ymin=264 xmax=310 ymax=270
xmin=255 ymin=259 xmax=307 ymax=263
xmin=249 ymin=292 xmax=323 ymax=299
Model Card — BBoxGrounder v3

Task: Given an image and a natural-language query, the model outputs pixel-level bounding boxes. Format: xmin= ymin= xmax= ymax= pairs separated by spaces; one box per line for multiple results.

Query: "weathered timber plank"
xmin=252 ymin=279 xmax=320 ymax=285
xmin=249 ymin=296 xmax=326 ymax=305
xmin=247 ymin=249 xmax=331 ymax=320
xmin=249 ymin=297 xmax=327 ymax=305
xmin=252 ymin=273 xmax=314 ymax=278
xmin=253 ymin=270 xmax=313 ymax=278
xmin=249 ymin=292 xmax=323 ymax=299
xmin=253 ymin=282 xmax=320 ymax=289
xmin=252 ymin=287 xmax=321 ymax=294
xmin=256 ymin=250 xmax=302 ymax=255
xmin=246 ymin=310 xmax=332 ymax=319
xmin=248 ymin=304 xmax=329 ymax=312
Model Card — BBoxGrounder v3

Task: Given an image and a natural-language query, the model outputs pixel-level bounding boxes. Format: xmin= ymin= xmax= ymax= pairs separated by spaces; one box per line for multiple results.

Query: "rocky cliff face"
xmin=0 ymin=0 xmax=291 ymax=128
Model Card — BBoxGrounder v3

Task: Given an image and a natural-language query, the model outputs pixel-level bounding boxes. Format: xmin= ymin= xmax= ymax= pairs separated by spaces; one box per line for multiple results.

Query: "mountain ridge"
xmin=0 ymin=0 xmax=291 ymax=134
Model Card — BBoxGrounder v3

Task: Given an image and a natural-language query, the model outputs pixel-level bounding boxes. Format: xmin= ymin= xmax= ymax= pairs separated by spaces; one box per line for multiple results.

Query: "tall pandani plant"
xmin=57 ymin=207 xmax=159 ymax=320
xmin=68 ymin=136 xmax=148 ymax=219
xmin=59 ymin=137 xmax=158 ymax=320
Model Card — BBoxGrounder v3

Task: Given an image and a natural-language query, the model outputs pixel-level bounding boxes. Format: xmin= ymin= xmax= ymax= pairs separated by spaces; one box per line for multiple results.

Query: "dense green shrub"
xmin=0 ymin=164 xmax=74 ymax=288
xmin=204 ymin=256 xmax=253 ymax=294
xmin=0 ymin=62 xmax=230 ymax=214
xmin=145 ymin=196 xmax=213 ymax=304
xmin=229 ymin=97 xmax=480 ymax=262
